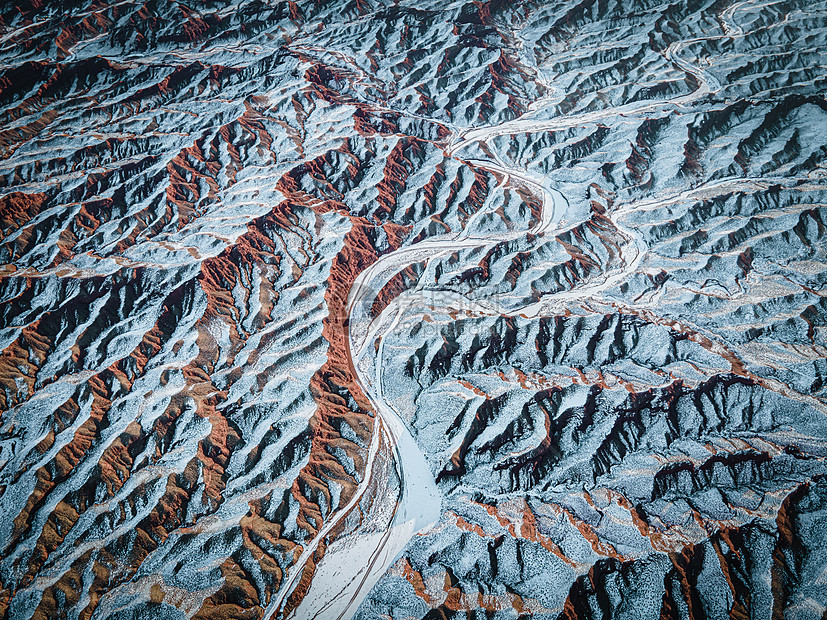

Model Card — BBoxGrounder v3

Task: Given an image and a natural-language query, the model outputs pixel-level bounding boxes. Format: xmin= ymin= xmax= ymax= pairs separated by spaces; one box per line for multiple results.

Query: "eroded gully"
xmin=265 ymin=21 xmax=750 ymax=619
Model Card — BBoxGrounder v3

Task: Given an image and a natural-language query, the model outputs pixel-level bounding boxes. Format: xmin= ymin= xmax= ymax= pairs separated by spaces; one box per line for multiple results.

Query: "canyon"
xmin=0 ymin=0 xmax=826 ymax=618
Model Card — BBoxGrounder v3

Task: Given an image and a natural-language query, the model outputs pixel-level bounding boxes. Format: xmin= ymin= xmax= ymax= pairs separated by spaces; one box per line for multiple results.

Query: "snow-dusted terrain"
xmin=0 ymin=1 xmax=826 ymax=618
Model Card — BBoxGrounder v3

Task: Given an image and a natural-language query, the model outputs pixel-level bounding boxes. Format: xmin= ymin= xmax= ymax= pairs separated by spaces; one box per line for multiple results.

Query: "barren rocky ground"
xmin=0 ymin=0 xmax=826 ymax=618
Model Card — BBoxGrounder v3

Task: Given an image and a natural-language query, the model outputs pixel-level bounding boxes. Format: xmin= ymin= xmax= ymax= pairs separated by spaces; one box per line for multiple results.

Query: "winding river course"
xmin=264 ymin=21 xmax=741 ymax=619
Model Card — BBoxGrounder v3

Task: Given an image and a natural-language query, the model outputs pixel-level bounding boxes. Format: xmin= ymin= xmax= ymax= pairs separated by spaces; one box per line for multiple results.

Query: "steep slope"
xmin=0 ymin=1 xmax=825 ymax=619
